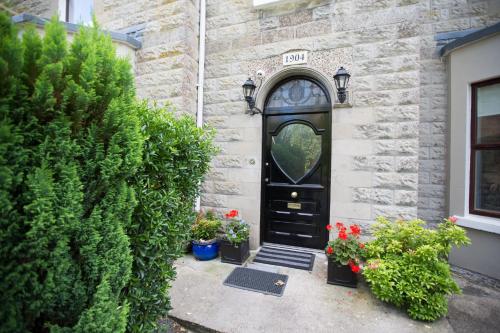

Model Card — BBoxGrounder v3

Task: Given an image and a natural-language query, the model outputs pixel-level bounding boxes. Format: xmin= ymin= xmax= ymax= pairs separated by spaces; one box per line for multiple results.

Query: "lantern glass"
xmin=333 ymin=67 xmax=350 ymax=90
xmin=242 ymin=78 xmax=256 ymax=99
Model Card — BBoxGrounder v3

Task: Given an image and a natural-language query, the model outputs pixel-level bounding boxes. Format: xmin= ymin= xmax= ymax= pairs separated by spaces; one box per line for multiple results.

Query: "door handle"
xmin=296 ymin=234 xmax=313 ymax=238
xmin=291 ymin=191 xmax=298 ymax=199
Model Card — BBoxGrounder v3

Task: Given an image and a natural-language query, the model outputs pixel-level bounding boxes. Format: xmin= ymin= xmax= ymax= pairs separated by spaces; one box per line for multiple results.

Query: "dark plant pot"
xmin=327 ymin=257 xmax=358 ymax=288
xmin=185 ymin=240 xmax=192 ymax=254
xmin=192 ymin=239 xmax=219 ymax=261
xmin=220 ymin=238 xmax=250 ymax=265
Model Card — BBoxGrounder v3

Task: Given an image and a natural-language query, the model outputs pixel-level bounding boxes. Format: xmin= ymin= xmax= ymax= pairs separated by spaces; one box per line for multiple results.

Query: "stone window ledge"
xmin=456 ymin=215 xmax=500 ymax=235
xmin=333 ymin=103 xmax=352 ymax=108
xmin=253 ymin=0 xmax=290 ymax=9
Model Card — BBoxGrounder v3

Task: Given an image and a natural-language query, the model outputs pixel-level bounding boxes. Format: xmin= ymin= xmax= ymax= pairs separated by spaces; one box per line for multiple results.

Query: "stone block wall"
xmin=201 ymin=0 xmax=500 ymax=243
xmin=94 ymin=0 xmax=200 ymax=116
xmin=417 ymin=0 xmax=500 ymax=222
xmin=5 ymin=0 xmax=57 ymax=17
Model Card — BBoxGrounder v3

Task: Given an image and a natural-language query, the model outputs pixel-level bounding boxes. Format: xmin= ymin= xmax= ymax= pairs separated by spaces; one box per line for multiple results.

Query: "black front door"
xmin=261 ymin=77 xmax=331 ymax=249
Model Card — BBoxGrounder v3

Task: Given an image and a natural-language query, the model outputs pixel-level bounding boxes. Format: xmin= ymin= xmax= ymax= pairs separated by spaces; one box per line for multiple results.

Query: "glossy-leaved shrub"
xmin=125 ymin=103 xmax=216 ymax=332
xmin=0 ymin=15 xmax=143 ymax=332
xmin=363 ymin=217 xmax=470 ymax=321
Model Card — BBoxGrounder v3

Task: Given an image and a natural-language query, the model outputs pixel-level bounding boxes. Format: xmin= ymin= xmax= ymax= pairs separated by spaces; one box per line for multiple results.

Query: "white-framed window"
xmin=447 ymin=34 xmax=500 ymax=234
xmin=469 ymin=78 xmax=500 ymax=218
xmin=59 ymin=0 xmax=93 ymax=25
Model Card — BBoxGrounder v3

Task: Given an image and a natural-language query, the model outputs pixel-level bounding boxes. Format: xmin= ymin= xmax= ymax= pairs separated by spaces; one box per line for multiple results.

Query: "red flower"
xmin=326 ymin=246 xmax=334 ymax=255
xmin=349 ymin=224 xmax=361 ymax=236
xmin=351 ymin=265 xmax=360 ymax=273
xmin=326 ymin=224 xmax=332 ymax=231
xmin=338 ymin=230 xmax=347 ymax=240
xmin=335 ymin=221 xmax=345 ymax=230
xmin=226 ymin=210 xmax=238 ymax=218
xmin=359 ymin=243 xmax=365 ymax=249
xmin=448 ymin=216 xmax=458 ymax=224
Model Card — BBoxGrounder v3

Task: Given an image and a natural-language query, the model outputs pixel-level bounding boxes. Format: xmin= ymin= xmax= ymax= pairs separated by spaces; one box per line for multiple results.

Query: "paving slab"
xmin=168 ymin=253 xmax=454 ymax=333
xmin=446 ymin=274 xmax=500 ymax=333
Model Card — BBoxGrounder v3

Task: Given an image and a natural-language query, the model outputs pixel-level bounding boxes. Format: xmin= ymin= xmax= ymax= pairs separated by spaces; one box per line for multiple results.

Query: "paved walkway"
xmin=167 ymin=251 xmax=498 ymax=333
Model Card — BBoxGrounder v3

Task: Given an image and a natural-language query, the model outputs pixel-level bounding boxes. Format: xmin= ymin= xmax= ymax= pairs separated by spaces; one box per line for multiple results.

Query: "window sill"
xmin=456 ymin=214 xmax=500 ymax=234
xmin=253 ymin=0 xmax=289 ymax=8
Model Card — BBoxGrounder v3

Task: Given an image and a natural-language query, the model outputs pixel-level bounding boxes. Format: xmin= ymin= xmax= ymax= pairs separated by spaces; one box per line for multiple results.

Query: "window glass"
xmin=267 ymin=79 xmax=328 ymax=108
xmin=470 ymin=78 xmax=500 ymax=217
xmin=477 ymin=83 xmax=500 ymax=144
xmin=474 ymin=150 xmax=500 ymax=213
xmin=67 ymin=0 xmax=93 ymax=25
xmin=271 ymin=123 xmax=321 ymax=183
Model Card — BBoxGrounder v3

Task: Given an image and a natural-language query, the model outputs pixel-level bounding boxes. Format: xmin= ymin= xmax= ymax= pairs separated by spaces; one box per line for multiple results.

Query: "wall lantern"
xmin=333 ymin=66 xmax=351 ymax=104
xmin=242 ymin=77 xmax=262 ymax=115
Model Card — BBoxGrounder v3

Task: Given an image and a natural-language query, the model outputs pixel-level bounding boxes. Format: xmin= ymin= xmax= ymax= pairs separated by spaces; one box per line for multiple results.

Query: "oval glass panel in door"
xmin=271 ymin=123 xmax=322 ymax=183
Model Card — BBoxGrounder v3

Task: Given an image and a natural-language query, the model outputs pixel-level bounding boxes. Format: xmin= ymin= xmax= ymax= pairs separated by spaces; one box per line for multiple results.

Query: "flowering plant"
xmin=223 ymin=210 xmax=250 ymax=245
xmin=362 ymin=216 xmax=470 ymax=321
xmin=325 ymin=222 xmax=366 ymax=273
xmin=191 ymin=210 xmax=222 ymax=242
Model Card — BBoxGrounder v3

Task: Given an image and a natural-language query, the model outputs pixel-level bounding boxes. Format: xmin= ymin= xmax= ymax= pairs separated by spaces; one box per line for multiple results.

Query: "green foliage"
xmin=1 ymin=14 xmax=216 ymax=333
xmin=363 ymin=217 xmax=470 ymax=321
xmin=223 ymin=210 xmax=250 ymax=245
xmin=205 ymin=209 xmax=217 ymax=221
xmin=125 ymin=103 xmax=216 ymax=333
xmin=0 ymin=15 xmax=142 ymax=332
xmin=191 ymin=211 xmax=222 ymax=241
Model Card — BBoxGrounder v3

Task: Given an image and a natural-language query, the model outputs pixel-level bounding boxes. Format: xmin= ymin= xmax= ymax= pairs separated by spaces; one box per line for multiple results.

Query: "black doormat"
xmin=253 ymin=246 xmax=315 ymax=271
xmin=223 ymin=267 xmax=288 ymax=297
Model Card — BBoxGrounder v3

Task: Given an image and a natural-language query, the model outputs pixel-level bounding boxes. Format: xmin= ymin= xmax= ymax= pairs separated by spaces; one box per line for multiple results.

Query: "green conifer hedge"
xmin=0 ymin=14 xmax=215 ymax=332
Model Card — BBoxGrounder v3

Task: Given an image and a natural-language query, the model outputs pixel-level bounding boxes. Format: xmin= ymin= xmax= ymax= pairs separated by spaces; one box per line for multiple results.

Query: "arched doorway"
xmin=260 ymin=76 xmax=332 ymax=249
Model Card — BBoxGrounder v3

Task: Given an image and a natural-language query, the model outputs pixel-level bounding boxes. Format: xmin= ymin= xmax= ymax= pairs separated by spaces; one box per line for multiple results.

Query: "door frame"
xmin=259 ymin=75 xmax=332 ymax=248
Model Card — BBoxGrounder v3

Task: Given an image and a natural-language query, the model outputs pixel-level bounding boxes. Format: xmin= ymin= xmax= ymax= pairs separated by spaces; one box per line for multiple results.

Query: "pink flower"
xmin=448 ymin=216 xmax=458 ymax=224
xmin=367 ymin=260 xmax=380 ymax=270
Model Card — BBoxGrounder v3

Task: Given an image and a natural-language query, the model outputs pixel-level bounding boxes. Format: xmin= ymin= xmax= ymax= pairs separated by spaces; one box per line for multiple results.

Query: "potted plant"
xmin=220 ymin=210 xmax=250 ymax=265
xmin=191 ymin=211 xmax=222 ymax=261
xmin=325 ymin=221 xmax=366 ymax=288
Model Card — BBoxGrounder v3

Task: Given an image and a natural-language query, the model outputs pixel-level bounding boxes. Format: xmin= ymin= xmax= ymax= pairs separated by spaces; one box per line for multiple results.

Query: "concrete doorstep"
xmin=166 ymin=251 xmax=499 ymax=333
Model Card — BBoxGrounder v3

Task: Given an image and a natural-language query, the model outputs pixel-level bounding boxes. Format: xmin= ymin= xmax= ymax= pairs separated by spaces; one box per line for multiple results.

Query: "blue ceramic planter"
xmin=192 ymin=239 xmax=219 ymax=261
